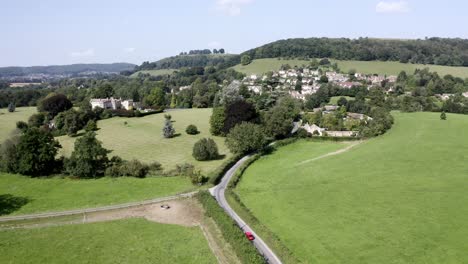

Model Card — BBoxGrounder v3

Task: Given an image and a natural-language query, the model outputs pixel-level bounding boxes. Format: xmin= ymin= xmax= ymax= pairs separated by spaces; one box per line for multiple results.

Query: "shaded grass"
xmin=0 ymin=218 xmax=217 ymax=264
xmin=57 ymin=108 xmax=231 ymax=174
xmin=0 ymin=107 xmax=36 ymax=143
xmin=231 ymin=58 xmax=468 ymax=78
xmin=0 ymin=173 xmax=196 ymax=215
xmin=236 ymin=112 xmax=468 ymax=263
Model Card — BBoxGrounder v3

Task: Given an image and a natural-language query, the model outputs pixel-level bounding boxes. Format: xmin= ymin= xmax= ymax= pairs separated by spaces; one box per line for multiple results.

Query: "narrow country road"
xmin=210 ymin=156 xmax=283 ymax=264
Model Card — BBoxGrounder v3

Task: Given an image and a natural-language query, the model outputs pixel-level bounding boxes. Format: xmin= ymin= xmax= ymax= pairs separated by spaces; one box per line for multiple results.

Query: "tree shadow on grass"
xmin=172 ymin=133 xmax=182 ymax=138
xmin=0 ymin=194 xmax=31 ymax=216
xmin=213 ymin=154 xmax=227 ymax=161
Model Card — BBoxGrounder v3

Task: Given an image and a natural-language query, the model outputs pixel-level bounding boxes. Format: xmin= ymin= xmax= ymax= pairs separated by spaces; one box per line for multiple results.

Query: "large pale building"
xmin=90 ymin=98 xmax=139 ymax=110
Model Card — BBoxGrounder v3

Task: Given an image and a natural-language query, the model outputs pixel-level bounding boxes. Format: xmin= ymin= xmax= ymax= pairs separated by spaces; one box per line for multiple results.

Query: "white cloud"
xmin=208 ymin=41 xmax=221 ymax=48
xmin=70 ymin=48 xmax=95 ymax=58
xmin=216 ymin=0 xmax=253 ymax=16
xmin=376 ymin=1 xmax=410 ymax=13
xmin=124 ymin=47 xmax=136 ymax=53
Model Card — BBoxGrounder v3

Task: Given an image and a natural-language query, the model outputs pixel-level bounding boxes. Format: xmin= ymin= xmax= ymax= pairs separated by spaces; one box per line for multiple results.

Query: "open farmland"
xmin=0 ymin=107 xmax=36 ymax=143
xmin=57 ymin=108 xmax=231 ymax=174
xmin=0 ymin=218 xmax=217 ymax=264
xmin=235 ymin=112 xmax=468 ymax=263
xmin=231 ymin=58 xmax=468 ymax=78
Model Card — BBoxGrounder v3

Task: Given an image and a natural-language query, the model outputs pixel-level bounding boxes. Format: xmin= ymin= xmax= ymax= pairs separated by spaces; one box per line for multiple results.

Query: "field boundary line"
xmin=0 ymin=191 xmax=198 ymax=222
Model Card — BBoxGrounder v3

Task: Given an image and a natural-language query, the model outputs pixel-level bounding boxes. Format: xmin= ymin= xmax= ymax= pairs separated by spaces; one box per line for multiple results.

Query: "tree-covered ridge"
xmin=0 ymin=63 xmax=136 ymax=78
xmin=241 ymin=37 xmax=468 ymax=67
xmin=136 ymin=54 xmax=240 ymax=71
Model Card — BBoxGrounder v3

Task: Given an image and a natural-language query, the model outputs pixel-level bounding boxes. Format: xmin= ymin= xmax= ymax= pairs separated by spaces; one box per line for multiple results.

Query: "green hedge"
xmin=196 ymin=192 xmax=266 ymax=264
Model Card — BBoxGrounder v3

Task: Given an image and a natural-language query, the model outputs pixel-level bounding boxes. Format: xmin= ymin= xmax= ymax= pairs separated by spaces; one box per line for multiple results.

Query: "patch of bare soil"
xmin=85 ymin=198 xmax=203 ymax=227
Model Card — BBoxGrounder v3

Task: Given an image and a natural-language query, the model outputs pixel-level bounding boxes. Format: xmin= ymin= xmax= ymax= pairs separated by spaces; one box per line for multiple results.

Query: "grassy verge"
xmin=196 ymin=191 xmax=265 ymax=264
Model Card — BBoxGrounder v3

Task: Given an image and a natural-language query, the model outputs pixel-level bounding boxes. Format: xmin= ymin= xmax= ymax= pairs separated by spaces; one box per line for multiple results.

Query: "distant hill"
xmin=0 ymin=63 xmax=136 ymax=78
xmin=135 ymin=54 xmax=240 ymax=71
xmin=240 ymin=37 xmax=468 ymax=67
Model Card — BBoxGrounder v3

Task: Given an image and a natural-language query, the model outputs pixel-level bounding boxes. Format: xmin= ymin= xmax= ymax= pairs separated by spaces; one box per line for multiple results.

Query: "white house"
xmin=90 ymin=98 xmax=139 ymax=110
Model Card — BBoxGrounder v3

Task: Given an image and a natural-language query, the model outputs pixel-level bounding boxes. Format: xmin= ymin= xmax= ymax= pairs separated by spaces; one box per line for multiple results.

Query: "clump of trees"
xmin=225 ymin=123 xmax=267 ymax=155
xmin=193 ymin=138 xmax=219 ymax=161
xmin=65 ymin=132 xmax=110 ymax=178
xmin=0 ymin=127 xmax=61 ymax=177
xmin=37 ymin=93 xmax=73 ymax=118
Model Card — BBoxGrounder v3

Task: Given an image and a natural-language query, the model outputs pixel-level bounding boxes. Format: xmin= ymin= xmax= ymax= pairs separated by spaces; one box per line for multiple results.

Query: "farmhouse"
xmin=90 ymin=98 xmax=140 ymax=110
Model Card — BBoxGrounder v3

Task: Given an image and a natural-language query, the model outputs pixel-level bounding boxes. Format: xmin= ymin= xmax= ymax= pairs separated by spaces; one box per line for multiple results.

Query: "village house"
xmin=435 ymin=93 xmax=455 ymax=101
xmin=326 ymin=131 xmax=356 ymax=137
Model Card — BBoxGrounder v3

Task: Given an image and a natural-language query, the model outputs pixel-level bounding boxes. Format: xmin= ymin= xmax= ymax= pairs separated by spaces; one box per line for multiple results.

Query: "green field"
xmin=130 ymin=69 xmax=176 ymax=77
xmin=58 ymin=109 xmax=231 ymax=174
xmin=328 ymin=96 xmax=354 ymax=105
xmin=0 ymin=107 xmax=36 ymax=143
xmin=231 ymin=58 xmax=468 ymax=78
xmin=0 ymin=173 xmax=195 ymax=215
xmin=0 ymin=218 xmax=216 ymax=264
xmin=235 ymin=112 xmax=468 ymax=263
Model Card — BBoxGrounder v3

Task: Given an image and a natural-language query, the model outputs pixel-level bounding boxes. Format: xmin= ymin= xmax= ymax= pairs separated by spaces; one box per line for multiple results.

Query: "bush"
xmin=296 ymin=128 xmax=309 ymax=138
xmin=196 ymin=192 xmax=265 ymax=264
xmin=164 ymin=114 xmax=172 ymax=120
xmin=192 ymin=138 xmax=219 ymax=161
xmin=16 ymin=121 xmax=28 ymax=131
xmin=225 ymin=122 xmax=267 ymax=155
xmin=186 ymin=124 xmax=199 ymax=135
xmin=107 ymin=159 xmax=150 ymax=178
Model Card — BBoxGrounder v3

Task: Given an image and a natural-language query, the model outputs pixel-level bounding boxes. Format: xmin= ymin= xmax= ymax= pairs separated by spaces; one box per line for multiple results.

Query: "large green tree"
xmin=225 ymin=122 xmax=267 ymax=155
xmin=38 ymin=93 xmax=73 ymax=117
xmin=145 ymin=87 xmax=166 ymax=110
xmin=65 ymin=132 xmax=110 ymax=178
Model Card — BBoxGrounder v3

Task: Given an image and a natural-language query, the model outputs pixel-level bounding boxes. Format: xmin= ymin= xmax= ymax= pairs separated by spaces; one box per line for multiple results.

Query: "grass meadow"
xmin=235 ymin=112 xmax=468 ymax=263
xmin=0 ymin=107 xmax=36 ymax=143
xmin=231 ymin=58 xmax=468 ymax=78
xmin=0 ymin=218 xmax=217 ymax=264
xmin=0 ymin=173 xmax=196 ymax=215
xmin=57 ymin=108 xmax=231 ymax=174
xmin=130 ymin=69 xmax=176 ymax=77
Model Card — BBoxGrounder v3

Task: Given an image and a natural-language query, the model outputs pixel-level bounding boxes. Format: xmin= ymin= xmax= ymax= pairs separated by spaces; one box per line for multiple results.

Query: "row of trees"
xmin=179 ymin=49 xmax=226 ymax=56
xmin=242 ymin=37 xmax=468 ymax=66
xmin=136 ymin=54 xmax=239 ymax=71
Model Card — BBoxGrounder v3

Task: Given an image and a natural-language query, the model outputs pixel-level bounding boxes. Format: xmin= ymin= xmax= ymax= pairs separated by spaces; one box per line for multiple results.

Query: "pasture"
xmin=0 ymin=218 xmax=217 ymax=264
xmin=130 ymin=69 xmax=176 ymax=77
xmin=57 ymin=108 xmax=231 ymax=174
xmin=0 ymin=173 xmax=195 ymax=215
xmin=0 ymin=107 xmax=36 ymax=143
xmin=231 ymin=58 xmax=468 ymax=78
xmin=235 ymin=112 xmax=468 ymax=263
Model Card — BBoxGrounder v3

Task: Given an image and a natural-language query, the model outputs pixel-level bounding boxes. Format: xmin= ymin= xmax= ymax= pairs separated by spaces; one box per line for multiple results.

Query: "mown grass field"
xmin=235 ymin=112 xmax=468 ymax=263
xmin=0 ymin=173 xmax=196 ymax=215
xmin=328 ymin=96 xmax=354 ymax=105
xmin=58 ymin=108 xmax=231 ymax=174
xmin=231 ymin=58 xmax=468 ymax=78
xmin=130 ymin=69 xmax=176 ymax=77
xmin=0 ymin=218 xmax=217 ymax=264
xmin=0 ymin=107 xmax=36 ymax=143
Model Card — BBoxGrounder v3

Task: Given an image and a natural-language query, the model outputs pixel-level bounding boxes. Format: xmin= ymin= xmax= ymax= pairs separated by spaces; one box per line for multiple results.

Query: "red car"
xmin=245 ymin=231 xmax=255 ymax=241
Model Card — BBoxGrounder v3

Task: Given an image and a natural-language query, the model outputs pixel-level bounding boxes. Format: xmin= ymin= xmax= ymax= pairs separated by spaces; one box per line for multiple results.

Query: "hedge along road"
xmin=210 ymin=155 xmax=283 ymax=264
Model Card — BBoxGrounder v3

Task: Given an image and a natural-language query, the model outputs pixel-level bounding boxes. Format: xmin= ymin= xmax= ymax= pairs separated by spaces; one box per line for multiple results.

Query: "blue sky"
xmin=1 ymin=0 xmax=467 ymax=67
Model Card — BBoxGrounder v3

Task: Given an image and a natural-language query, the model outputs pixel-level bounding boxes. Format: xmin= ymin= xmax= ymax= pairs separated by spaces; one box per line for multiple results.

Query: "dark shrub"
xmin=186 ymin=124 xmax=199 ymax=135
xmin=296 ymin=128 xmax=309 ymax=138
xmin=193 ymin=138 xmax=219 ymax=161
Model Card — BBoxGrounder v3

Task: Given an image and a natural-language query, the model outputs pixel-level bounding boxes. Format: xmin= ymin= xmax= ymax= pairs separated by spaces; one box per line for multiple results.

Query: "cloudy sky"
xmin=1 ymin=0 xmax=467 ymax=66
